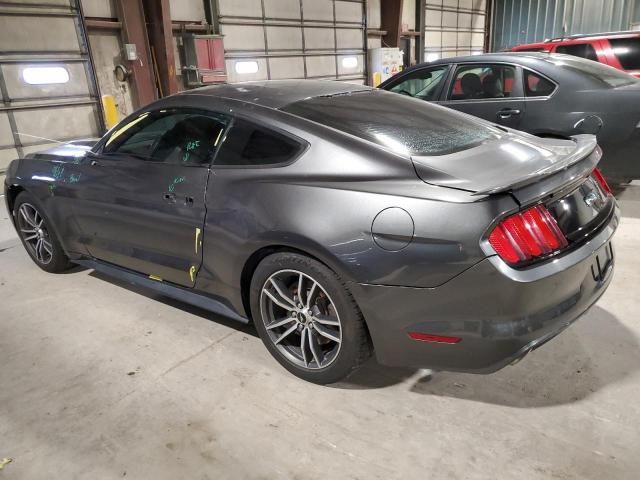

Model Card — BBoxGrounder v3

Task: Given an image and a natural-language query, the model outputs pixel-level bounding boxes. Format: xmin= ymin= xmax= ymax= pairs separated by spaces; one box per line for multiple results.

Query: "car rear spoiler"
xmin=471 ymin=135 xmax=599 ymax=196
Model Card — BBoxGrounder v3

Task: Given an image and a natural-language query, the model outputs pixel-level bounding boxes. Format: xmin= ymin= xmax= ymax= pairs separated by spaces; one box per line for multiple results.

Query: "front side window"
xmin=214 ymin=118 xmax=304 ymax=167
xmin=104 ymin=109 xmax=229 ymax=165
xmin=609 ymin=37 xmax=640 ymax=70
xmin=449 ymin=64 xmax=516 ymax=100
xmin=555 ymin=43 xmax=598 ymax=61
xmin=524 ymin=70 xmax=556 ymax=97
xmin=387 ymin=66 xmax=449 ymax=101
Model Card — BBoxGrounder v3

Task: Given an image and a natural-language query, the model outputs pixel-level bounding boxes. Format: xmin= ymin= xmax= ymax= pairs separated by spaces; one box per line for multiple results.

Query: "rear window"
xmin=546 ymin=55 xmax=638 ymax=88
xmin=555 ymin=43 xmax=598 ymax=61
xmin=609 ymin=37 xmax=640 ymax=70
xmin=282 ymin=91 xmax=498 ymax=156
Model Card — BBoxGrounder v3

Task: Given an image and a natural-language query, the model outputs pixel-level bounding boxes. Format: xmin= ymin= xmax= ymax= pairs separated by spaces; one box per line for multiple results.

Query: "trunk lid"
xmin=411 ymin=133 xmax=599 ymax=199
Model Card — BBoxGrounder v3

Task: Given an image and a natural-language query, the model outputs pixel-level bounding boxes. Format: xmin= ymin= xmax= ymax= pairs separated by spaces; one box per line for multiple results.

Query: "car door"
xmin=439 ymin=63 xmax=525 ymax=129
xmin=67 ymin=107 xmax=229 ymax=287
xmin=381 ymin=64 xmax=451 ymax=102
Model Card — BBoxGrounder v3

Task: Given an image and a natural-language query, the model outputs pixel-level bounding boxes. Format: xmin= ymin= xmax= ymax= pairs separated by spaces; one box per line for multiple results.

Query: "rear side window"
xmin=555 ymin=43 xmax=598 ymax=61
xmin=282 ymin=90 xmax=498 ymax=156
xmin=524 ymin=70 xmax=556 ymax=97
xmin=214 ymin=118 xmax=304 ymax=166
xmin=609 ymin=37 xmax=640 ymax=70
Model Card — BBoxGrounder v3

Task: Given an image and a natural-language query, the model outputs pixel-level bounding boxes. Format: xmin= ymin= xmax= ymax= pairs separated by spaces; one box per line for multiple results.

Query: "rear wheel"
xmin=14 ymin=192 xmax=72 ymax=273
xmin=250 ymin=253 xmax=371 ymax=384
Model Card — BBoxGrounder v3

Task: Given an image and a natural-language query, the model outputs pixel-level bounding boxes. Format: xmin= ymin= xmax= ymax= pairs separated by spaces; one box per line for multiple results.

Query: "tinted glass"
xmin=546 ymin=55 xmax=638 ymax=88
xmin=524 ymin=70 xmax=556 ymax=97
xmin=449 ymin=64 xmax=516 ymax=100
xmin=387 ymin=66 xmax=448 ymax=101
xmin=555 ymin=43 xmax=598 ymax=61
xmin=282 ymin=90 xmax=498 ymax=156
xmin=105 ymin=110 xmax=229 ymax=165
xmin=609 ymin=37 xmax=640 ymax=70
xmin=214 ymin=118 xmax=303 ymax=166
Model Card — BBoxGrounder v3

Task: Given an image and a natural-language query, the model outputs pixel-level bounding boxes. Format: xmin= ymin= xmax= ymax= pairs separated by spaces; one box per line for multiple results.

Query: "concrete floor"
xmin=1 ymin=181 xmax=639 ymax=480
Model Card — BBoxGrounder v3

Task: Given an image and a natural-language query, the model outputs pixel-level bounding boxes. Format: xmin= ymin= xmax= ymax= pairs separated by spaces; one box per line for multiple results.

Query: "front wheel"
xmin=250 ymin=253 xmax=371 ymax=384
xmin=13 ymin=191 xmax=72 ymax=273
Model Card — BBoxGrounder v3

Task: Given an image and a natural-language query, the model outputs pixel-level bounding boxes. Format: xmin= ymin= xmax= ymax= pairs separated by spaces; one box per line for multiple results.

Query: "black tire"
xmin=13 ymin=191 xmax=73 ymax=273
xmin=250 ymin=252 xmax=371 ymax=384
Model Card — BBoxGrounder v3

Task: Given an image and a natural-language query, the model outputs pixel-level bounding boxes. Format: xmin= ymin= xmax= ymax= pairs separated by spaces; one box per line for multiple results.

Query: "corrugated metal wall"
xmin=491 ymin=0 xmax=640 ymax=51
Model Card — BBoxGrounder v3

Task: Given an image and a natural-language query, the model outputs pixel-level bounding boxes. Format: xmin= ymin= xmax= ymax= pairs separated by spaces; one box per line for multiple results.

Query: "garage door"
xmin=217 ymin=0 xmax=366 ymax=84
xmin=0 ymin=0 xmax=103 ymax=172
xmin=424 ymin=0 xmax=486 ymax=62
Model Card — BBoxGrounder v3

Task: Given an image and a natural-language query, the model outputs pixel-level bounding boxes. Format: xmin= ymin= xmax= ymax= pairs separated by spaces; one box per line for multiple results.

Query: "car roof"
xmin=180 ymin=79 xmax=372 ymax=109
xmin=399 ymin=52 xmax=559 ymax=74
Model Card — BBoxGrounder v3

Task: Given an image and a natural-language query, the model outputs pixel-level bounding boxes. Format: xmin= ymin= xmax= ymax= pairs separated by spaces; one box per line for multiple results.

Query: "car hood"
xmin=25 ymin=138 xmax=99 ymax=160
xmin=411 ymin=133 xmax=598 ymax=195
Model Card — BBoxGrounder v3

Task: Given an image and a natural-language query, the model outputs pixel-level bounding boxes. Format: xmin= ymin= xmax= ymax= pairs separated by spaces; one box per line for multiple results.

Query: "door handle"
xmin=163 ymin=192 xmax=176 ymax=203
xmin=497 ymin=108 xmax=521 ymax=119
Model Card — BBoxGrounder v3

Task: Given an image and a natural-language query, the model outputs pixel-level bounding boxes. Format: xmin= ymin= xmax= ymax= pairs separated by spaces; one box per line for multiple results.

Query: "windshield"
xmin=546 ymin=55 xmax=639 ymax=88
xmin=282 ymin=90 xmax=498 ymax=156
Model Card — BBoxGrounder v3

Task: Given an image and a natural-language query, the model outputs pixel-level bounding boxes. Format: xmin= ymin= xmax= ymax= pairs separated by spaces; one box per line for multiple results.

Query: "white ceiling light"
xmin=235 ymin=61 xmax=259 ymax=74
xmin=341 ymin=56 xmax=358 ymax=69
xmin=23 ymin=66 xmax=69 ymax=85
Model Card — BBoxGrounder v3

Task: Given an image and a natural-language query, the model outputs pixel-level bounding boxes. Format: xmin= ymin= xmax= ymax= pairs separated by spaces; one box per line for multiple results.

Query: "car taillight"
xmin=488 ymin=204 xmax=568 ymax=266
xmin=592 ymin=168 xmax=612 ymax=195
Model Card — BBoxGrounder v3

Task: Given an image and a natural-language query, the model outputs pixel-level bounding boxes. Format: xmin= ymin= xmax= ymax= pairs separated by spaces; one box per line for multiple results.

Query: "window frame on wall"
xmin=422 ymin=0 xmax=488 ymax=64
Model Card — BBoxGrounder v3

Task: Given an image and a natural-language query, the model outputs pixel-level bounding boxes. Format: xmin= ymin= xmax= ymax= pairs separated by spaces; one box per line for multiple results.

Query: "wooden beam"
xmin=114 ymin=0 xmax=156 ymax=107
xmin=143 ymin=0 xmax=178 ymax=96
xmin=380 ymin=0 xmax=403 ymax=48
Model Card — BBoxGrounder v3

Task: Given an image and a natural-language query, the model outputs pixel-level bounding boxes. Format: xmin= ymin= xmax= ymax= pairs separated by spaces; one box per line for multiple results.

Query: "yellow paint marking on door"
xmin=195 ymin=227 xmax=202 ymax=254
xmin=189 ymin=265 xmax=197 ymax=283
xmin=149 ymin=274 xmax=162 ymax=281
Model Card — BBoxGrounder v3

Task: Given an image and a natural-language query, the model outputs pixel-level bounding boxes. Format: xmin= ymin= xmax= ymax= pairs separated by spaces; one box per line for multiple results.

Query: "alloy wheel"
xmin=17 ymin=203 xmax=54 ymax=265
xmin=260 ymin=269 xmax=342 ymax=370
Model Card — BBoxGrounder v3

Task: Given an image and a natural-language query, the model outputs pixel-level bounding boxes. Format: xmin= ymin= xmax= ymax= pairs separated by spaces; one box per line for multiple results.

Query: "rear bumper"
xmin=350 ymin=208 xmax=619 ymax=373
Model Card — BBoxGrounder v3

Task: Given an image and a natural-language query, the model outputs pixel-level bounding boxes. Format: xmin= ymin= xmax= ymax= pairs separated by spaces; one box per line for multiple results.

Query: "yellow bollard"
xmin=101 ymin=94 xmax=119 ymax=129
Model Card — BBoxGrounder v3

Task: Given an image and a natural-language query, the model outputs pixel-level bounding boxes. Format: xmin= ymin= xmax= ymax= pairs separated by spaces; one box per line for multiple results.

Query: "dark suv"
xmin=510 ymin=30 xmax=640 ymax=78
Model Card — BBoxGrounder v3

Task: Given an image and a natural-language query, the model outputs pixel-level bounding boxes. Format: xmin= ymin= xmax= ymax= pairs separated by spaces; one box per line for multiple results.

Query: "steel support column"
xmin=381 ymin=0 xmax=403 ymax=48
xmin=143 ymin=0 xmax=178 ymax=96
xmin=115 ymin=0 xmax=156 ymax=107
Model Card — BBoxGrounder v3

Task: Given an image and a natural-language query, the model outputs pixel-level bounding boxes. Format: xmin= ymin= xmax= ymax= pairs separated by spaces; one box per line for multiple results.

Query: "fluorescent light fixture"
xmin=341 ymin=56 xmax=358 ymax=69
xmin=235 ymin=61 xmax=259 ymax=74
xmin=23 ymin=66 xmax=69 ymax=85
xmin=426 ymin=53 xmax=440 ymax=62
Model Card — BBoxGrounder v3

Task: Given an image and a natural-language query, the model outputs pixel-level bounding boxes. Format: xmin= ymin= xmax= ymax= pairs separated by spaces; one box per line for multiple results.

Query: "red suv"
xmin=510 ymin=30 xmax=640 ymax=78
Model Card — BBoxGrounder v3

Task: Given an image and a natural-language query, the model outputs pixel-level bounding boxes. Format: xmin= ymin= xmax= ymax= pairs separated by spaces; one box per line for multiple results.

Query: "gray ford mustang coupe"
xmin=3 ymin=80 xmax=618 ymax=384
